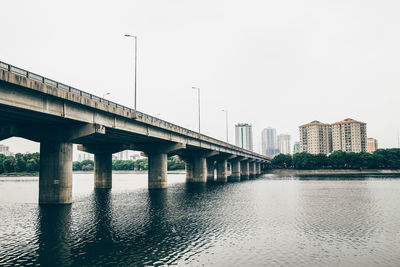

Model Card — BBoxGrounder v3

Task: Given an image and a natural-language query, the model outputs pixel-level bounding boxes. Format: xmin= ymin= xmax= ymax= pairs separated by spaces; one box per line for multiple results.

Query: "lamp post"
xmin=191 ymin=87 xmax=200 ymax=134
xmin=221 ymin=109 xmax=228 ymax=142
xmin=102 ymin=92 xmax=110 ymax=99
xmin=124 ymin=34 xmax=137 ymax=118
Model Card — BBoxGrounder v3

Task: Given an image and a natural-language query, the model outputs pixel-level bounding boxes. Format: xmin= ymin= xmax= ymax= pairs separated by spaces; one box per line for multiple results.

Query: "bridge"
xmin=0 ymin=61 xmax=270 ymax=204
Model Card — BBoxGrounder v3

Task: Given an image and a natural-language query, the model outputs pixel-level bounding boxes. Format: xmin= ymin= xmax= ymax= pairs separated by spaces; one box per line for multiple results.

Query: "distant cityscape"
xmin=0 ymin=118 xmax=382 ymax=159
xmin=234 ymin=118 xmax=380 ymax=157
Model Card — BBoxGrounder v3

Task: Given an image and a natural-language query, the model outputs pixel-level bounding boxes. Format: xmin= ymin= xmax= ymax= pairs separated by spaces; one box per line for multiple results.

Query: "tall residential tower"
xmin=235 ymin=123 xmax=253 ymax=151
xmin=261 ymin=127 xmax=278 ymax=156
xmin=331 ymin=118 xmax=367 ymax=153
xmin=299 ymin=120 xmax=332 ymax=155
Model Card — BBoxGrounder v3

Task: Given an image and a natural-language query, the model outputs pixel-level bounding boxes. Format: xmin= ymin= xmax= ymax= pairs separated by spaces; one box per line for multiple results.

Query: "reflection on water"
xmin=1 ymin=174 xmax=400 ymax=266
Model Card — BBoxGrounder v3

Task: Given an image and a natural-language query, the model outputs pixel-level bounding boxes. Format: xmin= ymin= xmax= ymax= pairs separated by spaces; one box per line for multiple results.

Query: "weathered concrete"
xmin=241 ymin=160 xmax=250 ymax=180
xmin=39 ymin=142 xmax=73 ymax=204
xmin=185 ymin=156 xmax=207 ymax=183
xmin=217 ymin=159 xmax=228 ymax=182
xmin=230 ymin=159 xmax=241 ymax=182
xmin=207 ymin=160 xmax=215 ymax=182
xmin=257 ymin=163 xmax=262 ymax=176
xmin=148 ymin=153 xmax=167 ymax=189
xmin=250 ymin=162 xmax=257 ymax=178
xmin=94 ymin=153 xmax=112 ymax=189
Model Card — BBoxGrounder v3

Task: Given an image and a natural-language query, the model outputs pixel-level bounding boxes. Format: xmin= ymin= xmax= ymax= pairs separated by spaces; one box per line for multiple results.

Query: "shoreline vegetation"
xmin=271 ymin=149 xmax=400 ymax=170
xmin=268 ymin=169 xmax=400 ymax=176
xmin=0 ymin=154 xmax=186 ymax=177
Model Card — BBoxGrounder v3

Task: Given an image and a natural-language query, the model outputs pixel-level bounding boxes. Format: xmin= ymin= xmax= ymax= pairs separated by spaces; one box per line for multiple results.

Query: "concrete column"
xmin=39 ymin=141 xmax=73 ymax=204
xmin=187 ymin=157 xmax=207 ymax=182
xmin=148 ymin=153 xmax=167 ymax=189
xmin=250 ymin=162 xmax=257 ymax=178
xmin=185 ymin=161 xmax=193 ymax=182
xmin=257 ymin=163 xmax=261 ymax=176
xmin=241 ymin=160 xmax=250 ymax=180
xmin=230 ymin=159 xmax=241 ymax=182
xmin=94 ymin=153 xmax=112 ymax=189
xmin=217 ymin=159 xmax=228 ymax=182
xmin=207 ymin=160 xmax=215 ymax=182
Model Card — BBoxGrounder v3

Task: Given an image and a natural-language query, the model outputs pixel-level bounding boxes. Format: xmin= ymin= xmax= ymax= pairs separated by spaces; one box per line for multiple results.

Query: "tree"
xmin=272 ymin=154 xmax=293 ymax=168
xmin=3 ymin=157 xmax=15 ymax=173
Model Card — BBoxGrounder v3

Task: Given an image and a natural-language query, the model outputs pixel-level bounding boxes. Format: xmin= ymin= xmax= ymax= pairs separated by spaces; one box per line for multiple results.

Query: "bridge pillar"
xmin=257 ymin=163 xmax=262 ymax=176
xmin=148 ymin=153 xmax=167 ymax=189
xmin=249 ymin=162 xmax=257 ymax=178
xmin=229 ymin=159 xmax=241 ymax=182
xmin=94 ymin=153 xmax=112 ymax=189
xmin=216 ymin=159 xmax=228 ymax=182
xmin=39 ymin=141 xmax=73 ymax=204
xmin=186 ymin=156 xmax=207 ymax=183
xmin=241 ymin=160 xmax=250 ymax=180
xmin=207 ymin=160 xmax=215 ymax=182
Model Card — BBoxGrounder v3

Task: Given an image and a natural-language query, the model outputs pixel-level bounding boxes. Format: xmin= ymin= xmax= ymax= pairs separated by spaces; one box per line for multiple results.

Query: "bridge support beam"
xmin=148 ymin=153 xmax=168 ymax=189
xmin=257 ymin=163 xmax=261 ymax=176
xmin=241 ymin=160 xmax=250 ymax=180
xmin=249 ymin=162 xmax=257 ymax=178
xmin=217 ymin=159 xmax=228 ymax=182
xmin=207 ymin=160 xmax=215 ymax=182
xmin=229 ymin=159 xmax=241 ymax=182
xmin=94 ymin=153 xmax=112 ymax=189
xmin=39 ymin=141 xmax=73 ymax=204
xmin=186 ymin=156 xmax=207 ymax=183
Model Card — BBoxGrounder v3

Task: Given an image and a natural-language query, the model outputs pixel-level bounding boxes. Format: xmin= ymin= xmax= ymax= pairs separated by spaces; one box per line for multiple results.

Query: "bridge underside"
xmin=0 ymin=71 xmax=269 ymax=204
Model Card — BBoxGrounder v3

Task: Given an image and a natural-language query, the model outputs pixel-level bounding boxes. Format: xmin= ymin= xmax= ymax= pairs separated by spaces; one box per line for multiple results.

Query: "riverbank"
xmin=267 ymin=169 xmax=400 ymax=176
xmin=0 ymin=169 xmax=186 ymax=177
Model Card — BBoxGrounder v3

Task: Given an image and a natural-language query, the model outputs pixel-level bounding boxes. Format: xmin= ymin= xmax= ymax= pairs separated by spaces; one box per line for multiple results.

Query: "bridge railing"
xmin=0 ymin=60 xmax=269 ymax=160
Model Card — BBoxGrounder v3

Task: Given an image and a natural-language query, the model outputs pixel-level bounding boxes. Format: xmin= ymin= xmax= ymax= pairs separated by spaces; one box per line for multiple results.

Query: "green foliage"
xmin=271 ymin=154 xmax=293 ymax=168
xmin=274 ymin=148 xmax=400 ymax=170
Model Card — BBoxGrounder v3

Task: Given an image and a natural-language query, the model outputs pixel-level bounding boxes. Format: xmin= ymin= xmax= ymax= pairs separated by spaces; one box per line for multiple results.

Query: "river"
xmin=1 ymin=173 xmax=400 ymax=266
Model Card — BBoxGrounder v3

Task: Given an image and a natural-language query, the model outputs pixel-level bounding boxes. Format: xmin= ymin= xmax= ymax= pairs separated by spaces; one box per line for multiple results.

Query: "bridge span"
xmin=0 ymin=61 xmax=270 ymax=204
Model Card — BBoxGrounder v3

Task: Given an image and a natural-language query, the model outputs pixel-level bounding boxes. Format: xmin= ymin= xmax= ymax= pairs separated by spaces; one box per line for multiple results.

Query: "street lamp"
xmin=124 ymin=34 xmax=137 ymax=118
xmin=191 ymin=86 xmax=200 ymax=134
xmin=221 ymin=109 xmax=228 ymax=142
xmin=102 ymin=92 xmax=110 ymax=99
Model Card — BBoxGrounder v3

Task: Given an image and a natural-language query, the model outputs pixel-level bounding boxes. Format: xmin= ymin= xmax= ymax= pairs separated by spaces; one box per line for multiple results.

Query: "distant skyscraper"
xmin=367 ymin=138 xmax=378 ymax=153
xmin=278 ymin=134 xmax=291 ymax=154
xmin=332 ymin=118 xmax=367 ymax=153
xmin=299 ymin=120 xmax=332 ymax=155
xmin=235 ymin=123 xmax=253 ymax=151
xmin=0 ymin=144 xmax=12 ymax=156
xmin=261 ymin=127 xmax=279 ymax=156
xmin=293 ymin=142 xmax=300 ymax=154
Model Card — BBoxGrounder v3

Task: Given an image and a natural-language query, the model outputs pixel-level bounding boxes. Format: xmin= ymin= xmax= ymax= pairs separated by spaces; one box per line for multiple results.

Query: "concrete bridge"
xmin=0 ymin=61 xmax=270 ymax=204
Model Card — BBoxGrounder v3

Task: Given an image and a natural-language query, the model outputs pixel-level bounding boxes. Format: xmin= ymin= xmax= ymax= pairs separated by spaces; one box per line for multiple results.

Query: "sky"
xmin=1 ymin=0 xmax=400 ymax=155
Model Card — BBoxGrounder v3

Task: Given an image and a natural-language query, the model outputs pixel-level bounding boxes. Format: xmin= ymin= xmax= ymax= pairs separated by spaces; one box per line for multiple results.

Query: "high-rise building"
xmin=277 ymin=134 xmax=291 ymax=154
xmin=0 ymin=144 xmax=12 ymax=156
xmin=331 ymin=118 xmax=367 ymax=153
xmin=235 ymin=123 xmax=253 ymax=151
xmin=77 ymin=152 xmax=94 ymax=162
xmin=261 ymin=127 xmax=279 ymax=156
xmin=367 ymin=138 xmax=378 ymax=153
xmin=299 ymin=120 xmax=332 ymax=155
xmin=293 ymin=142 xmax=300 ymax=154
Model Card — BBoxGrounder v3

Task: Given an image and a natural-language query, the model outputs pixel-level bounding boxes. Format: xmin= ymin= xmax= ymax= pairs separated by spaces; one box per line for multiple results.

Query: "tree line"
xmin=271 ymin=149 xmax=400 ymax=170
xmin=0 ymin=153 xmax=185 ymax=174
xmin=73 ymin=156 xmax=185 ymax=171
xmin=0 ymin=153 xmax=40 ymax=174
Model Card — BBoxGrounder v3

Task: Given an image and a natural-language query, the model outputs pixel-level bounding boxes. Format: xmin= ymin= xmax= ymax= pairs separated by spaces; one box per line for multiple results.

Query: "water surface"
xmin=1 ymin=173 xmax=400 ymax=266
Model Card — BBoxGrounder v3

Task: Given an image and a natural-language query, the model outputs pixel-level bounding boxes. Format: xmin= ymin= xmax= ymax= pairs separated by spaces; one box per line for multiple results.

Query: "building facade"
xmin=0 ymin=144 xmax=11 ymax=156
xmin=235 ymin=123 xmax=253 ymax=151
xmin=331 ymin=118 xmax=367 ymax=153
xmin=261 ymin=127 xmax=279 ymax=156
xmin=299 ymin=120 xmax=332 ymax=155
xmin=277 ymin=134 xmax=291 ymax=154
xmin=293 ymin=142 xmax=300 ymax=154
xmin=367 ymin=138 xmax=378 ymax=153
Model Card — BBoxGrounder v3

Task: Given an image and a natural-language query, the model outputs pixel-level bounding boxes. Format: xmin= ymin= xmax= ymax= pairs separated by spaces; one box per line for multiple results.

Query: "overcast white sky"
xmin=1 ymin=0 xmax=399 ymax=154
